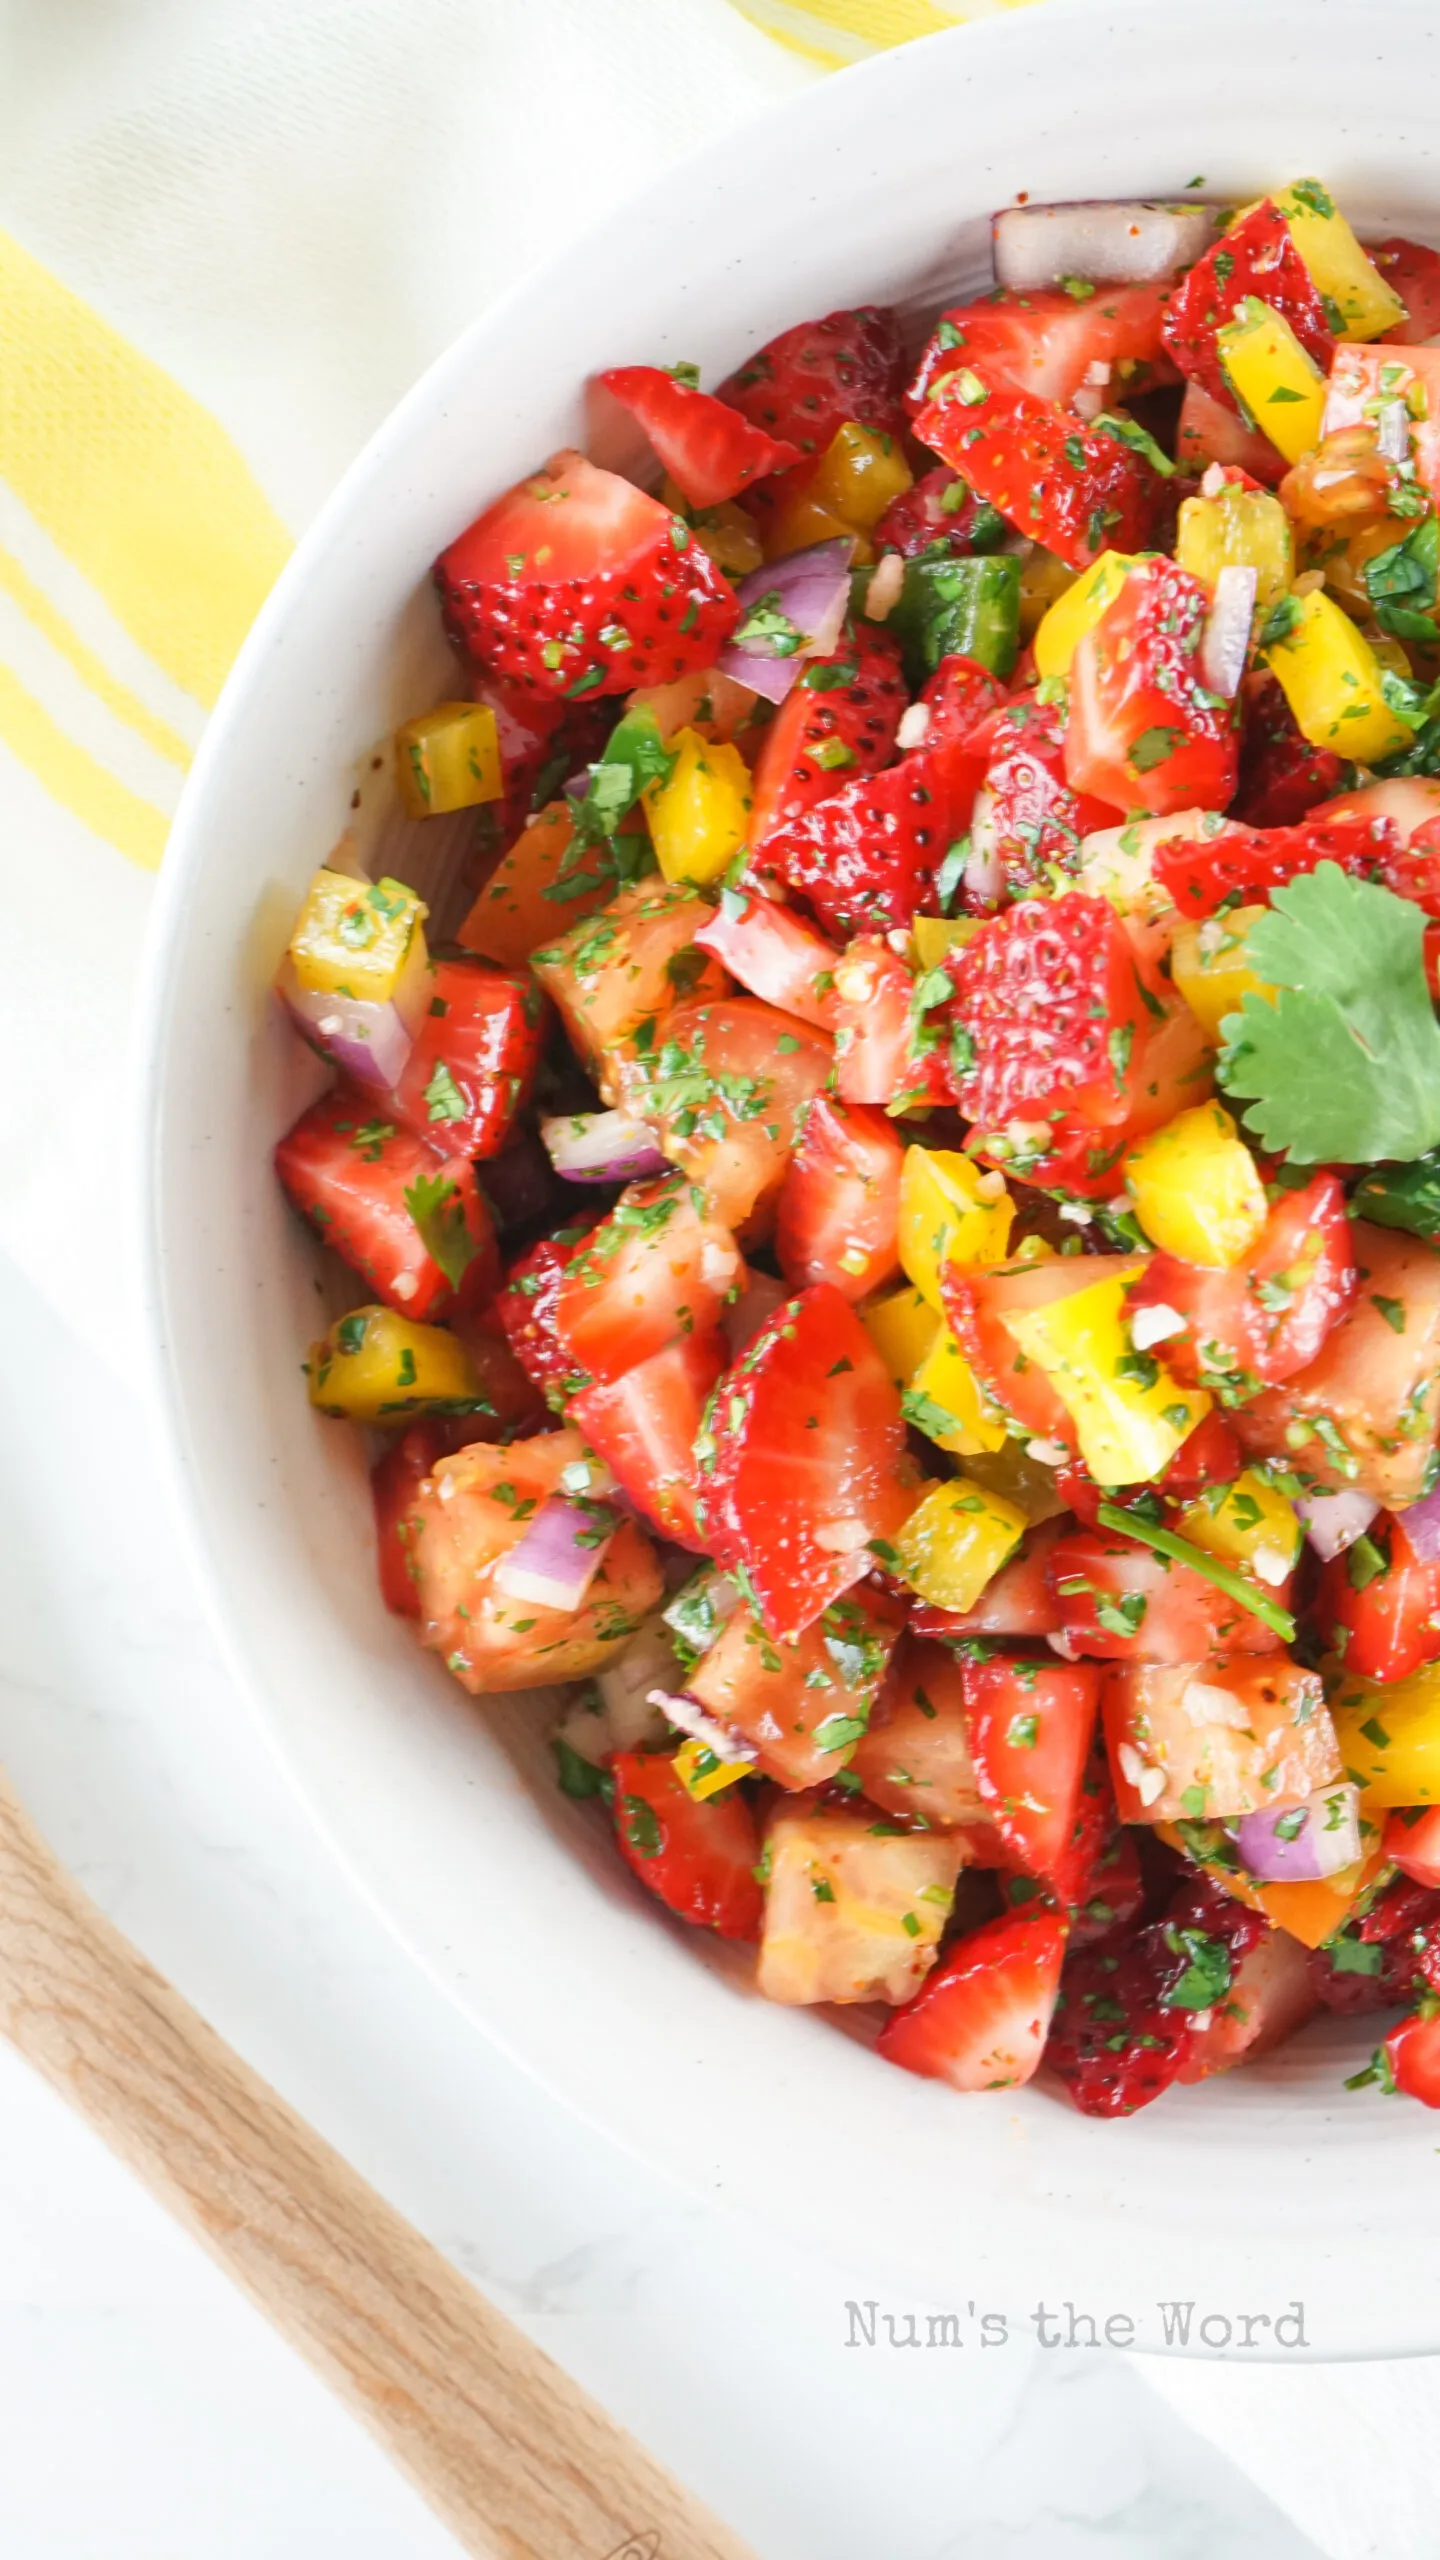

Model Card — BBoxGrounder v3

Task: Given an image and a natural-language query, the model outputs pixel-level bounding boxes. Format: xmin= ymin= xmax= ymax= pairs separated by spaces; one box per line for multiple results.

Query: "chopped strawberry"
xmin=275 ymin=1086 xmax=498 ymax=1322
xmin=1048 ymin=1521 xmax=1288 ymax=1662
xmin=1153 ymin=804 xmax=1404 ymax=918
xmin=962 ymin=1656 xmax=1103 ymax=1898
xmin=1384 ymin=2001 xmax=1440 ymax=2107
xmin=615 ymin=995 xmax=833 ymax=1233
xmin=598 ymin=365 xmax=801 ymax=507
xmin=371 ymin=1422 xmax=445 ymax=1616
xmin=570 ymin=1329 xmax=726 ymax=1550
xmin=1128 ymin=1172 xmax=1357 ymax=1394
xmin=1386 ymin=1805 xmax=1440 ymax=1892
xmin=878 ymin=1906 xmax=1069 ymax=2092
xmin=913 ymin=373 xmax=1171 ymax=572
xmin=1382 ymin=819 xmax=1440 ymax=919
xmin=1315 ymin=1514 xmax=1440 ymax=1684
xmin=391 ymin=959 xmax=546 ymax=1160
xmin=1157 ymin=1408 xmax=1246 ymax=1500
xmin=909 ymin=1519 xmax=1070 ymax=1646
xmin=1310 ymin=1875 xmax=1440 ymax=2015
xmin=1175 ymin=381 xmax=1287 ymax=488
xmin=745 ymin=626 xmax=907 ymax=855
xmin=946 ymin=892 xmax=1153 ymax=1164
xmin=698 ymin=1282 xmax=914 ymax=1642
xmin=1375 ymin=236 xmax=1440 ymax=343
xmin=767 ymin=732 xmax=984 ymax=937
xmin=1232 ymin=673 xmax=1347 ymax=828
xmin=446 ymin=1308 xmax=551 ymax=1442
xmin=716 ymin=304 xmax=908 ymax=528
xmin=493 ymin=1225 xmax=597 ymax=1405
xmin=611 ymin=1750 xmax=763 ymax=1941
xmin=1160 ymin=200 xmax=1334 ymax=411
xmin=551 ymin=1174 xmax=742 ymax=1384
xmin=1044 ymin=1921 xmax=1193 ymax=2116
xmin=691 ymin=888 xmax=841 ymax=1030
xmin=965 ymin=689 xmax=1122 ymax=903
xmin=775 ymin=1095 xmax=904 ymax=1302
xmin=915 ymin=653 xmax=1010 ymax=751
xmin=873 ymin=466 xmax=1003 ymax=558
xmin=1068 ymin=1805 xmax=1147 ymax=1949
xmin=434 ymin=449 xmax=738 ymax=698
xmin=908 ymin=283 xmax=1171 ymax=414
xmin=832 ymin=937 xmax=952 ymax=1113
xmin=1178 ymin=1922 xmax=1319 ymax=2083
xmin=1066 ymin=557 xmax=1239 ymax=818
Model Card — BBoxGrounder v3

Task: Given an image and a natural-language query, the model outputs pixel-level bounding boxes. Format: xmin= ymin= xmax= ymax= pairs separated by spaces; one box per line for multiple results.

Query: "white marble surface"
xmin=0 ymin=1257 xmax=1336 ymax=2557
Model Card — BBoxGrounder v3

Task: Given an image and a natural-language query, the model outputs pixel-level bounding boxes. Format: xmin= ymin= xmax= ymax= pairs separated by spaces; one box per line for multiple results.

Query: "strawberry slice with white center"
xmin=962 ymin=1656 xmax=1103 ymax=1898
xmin=909 ymin=283 xmax=1172 ymax=414
xmin=598 ymin=366 xmax=802 ymax=508
xmin=435 ymin=448 xmax=739 ymax=698
xmin=699 ymin=1282 xmax=915 ymax=1641
xmin=878 ymin=1906 xmax=1069 ymax=2092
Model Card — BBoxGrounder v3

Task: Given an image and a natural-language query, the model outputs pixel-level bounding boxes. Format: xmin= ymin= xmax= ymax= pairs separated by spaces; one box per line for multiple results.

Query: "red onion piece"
xmin=993 ymin=200 xmax=1219 ymax=292
xmin=647 ymin=1689 xmax=757 ymax=1766
xmin=491 ymin=1494 xmax=615 ymax=1612
xmin=1199 ymin=563 xmax=1258 ymax=700
xmin=541 ymin=1109 xmax=669 ymax=1184
xmin=1296 ymin=1486 xmax=1380 ymax=1563
xmin=1398 ymin=1485 xmax=1440 ymax=1564
xmin=1235 ymin=1784 xmax=1362 ymax=1884
xmin=276 ymin=956 xmax=421 ymax=1092
xmin=716 ymin=539 xmax=854 ymax=703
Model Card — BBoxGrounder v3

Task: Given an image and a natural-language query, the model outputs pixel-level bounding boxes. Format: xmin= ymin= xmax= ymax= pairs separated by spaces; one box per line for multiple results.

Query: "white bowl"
xmin=141 ymin=0 xmax=1440 ymax=2359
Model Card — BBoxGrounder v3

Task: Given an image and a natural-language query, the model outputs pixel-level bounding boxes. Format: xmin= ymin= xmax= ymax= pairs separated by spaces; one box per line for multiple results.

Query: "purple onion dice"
xmin=491 ymin=1494 xmax=617 ymax=1614
xmin=276 ymin=956 xmax=424 ymax=1093
xmin=1235 ymin=1784 xmax=1362 ymax=1884
xmin=716 ymin=538 xmax=855 ymax=705
xmin=540 ymin=1109 xmax=669 ymax=1185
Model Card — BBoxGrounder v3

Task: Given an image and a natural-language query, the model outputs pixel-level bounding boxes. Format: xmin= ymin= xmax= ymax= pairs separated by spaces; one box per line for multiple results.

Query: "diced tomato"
xmin=598 ymin=366 xmax=801 ymax=507
xmin=1177 ymin=1921 xmax=1319 ymax=2083
xmin=768 ymin=733 xmax=985 ymax=939
xmin=689 ymin=1584 xmax=905 ymax=1790
xmin=391 ymin=959 xmax=546 ymax=1160
xmin=941 ymin=1254 xmax=1140 ymax=1447
xmin=1386 ymin=1805 xmax=1440 ymax=1892
xmin=434 ymin=448 xmax=739 ymax=697
xmin=1175 ymin=381 xmax=1287 ymax=489
xmin=692 ymin=889 xmax=841 ymax=1030
xmin=1316 ymin=1514 xmax=1440 ymax=1683
xmin=1232 ymin=673 xmax=1347 ymax=828
xmin=408 ymin=1429 xmax=664 ymax=1692
xmin=1374 ymin=236 xmax=1440 ymax=344
xmin=1048 ymin=1523 xmax=1288 ymax=1663
xmin=1235 ymin=1222 xmax=1440 ymax=1507
xmin=551 ymin=1175 xmax=742 ymax=1384
xmin=946 ymin=893 xmax=1154 ymax=1166
xmin=570 ymin=1330 xmax=726 ymax=1550
xmin=832 ymin=937 xmax=951 ymax=1112
xmin=698 ymin=1282 xmax=915 ymax=1641
xmin=874 ymin=467 xmax=1002 ymax=559
xmin=1066 ymin=557 xmax=1239 ymax=818
xmin=371 ymin=1422 xmax=445 ymax=1616
xmin=616 ymin=996 xmax=833 ymax=1234
xmin=275 ymin=1085 xmax=498 ymax=1322
xmin=493 ymin=1225 xmax=596 ymax=1405
xmin=878 ymin=1905 xmax=1069 ymax=2092
xmin=611 ymin=1750 xmax=764 ymax=1941
xmin=531 ymin=879 xmax=729 ymax=1093
xmin=716 ymin=304 xmax=909 ymax=529
xmin=1103 ymin=1655 xmax=1337 ymax=1825
xmin=961 ymin=1655 xmax=1102 ymax=1898
xmin=1158 ymin=1408 xmax=1245 ymax=1501
xmin=1160 ymin=201 xmax=1334 ymax=410
xmin=908 ymin=283 xmax=1171 ymax=414
xmin=964 ymin=689 xmax=1122 ymax=904
xmin=909 ymin=1519 xmax=1070 ymax=1645
xmin=916 ymin=653 xmax=1011 ymax=752
xmin=913 ymin=373 xmax=1171 ymax=572
xmin=1129 ymin=1173 xmax=1356 ymax=1394
xmin=1384 ymin=2003 xmax=1440 ymax=2107
xmin=745 ymin=626 xmax=907 ymax=858
xmin=774 ymin=1095 xmax=903 ymax=1303
xmin=850 ymin=1635 xmax=1001 ymax=1840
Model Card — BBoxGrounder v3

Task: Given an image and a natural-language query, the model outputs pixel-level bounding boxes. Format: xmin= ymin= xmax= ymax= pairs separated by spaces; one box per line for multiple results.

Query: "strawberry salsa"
xmin=276 ymin=181 xmax=1440 ymax=2118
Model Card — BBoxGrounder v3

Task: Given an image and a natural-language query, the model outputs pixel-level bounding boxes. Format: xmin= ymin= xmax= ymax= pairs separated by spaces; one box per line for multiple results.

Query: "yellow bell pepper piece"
xmin=897 ymin=1147 xmax=1014 ymax=1313
xmin=1125 ymin=1102 xmax=1269 ymax=1268
xmin=394 ymin=702 xmax=503 ymax=818
xmin=287 ymin=869 xmax=429 ymax=1006
xmin=1001 ymin=1273 xmax=1211 ymax=1487
xmin=1153 ymin=1820 xmax=1384 ymax=1947
xmin=1175 ymin=1467 xmax=1303 ymax=1586
xmin=764 ymin=490 xmax=868 ymax=564
xmin=912 ymin=915 xmax=982 ymax=969
xmin=1272 ymin=181 xmax=1406 ymax=342
xmin=673 ymin=1737 xmax=752 ymax=1802
xmin=1018 ymin=546 xmax=1076 ymax=641
xmin=909 ymin=1324 xmax=1008 ymax=1456
xmin=660 ymin=477 xmax=764 ymax=577
xmin=307 ymin=1307 xmax=484 ymax=1423
xmin=894 ymin=1478 xmax=1027 ymax=1612
xmin=1264 ymin=587 xmax=1413 ymax=764
xmin=858 ymin=1284 xmax=939 ymax=1390
xmin=808 ymin=419 xmax=913 ymax=533
xmin=1175 ymin=484 xmax=1294 ymax=616
xmin=1332 ymin=1663 xmax=1440 ymax=1805
xmin=1217 ymin=301 xmax=1327 ymax=464
xmin=643 ymin=727 xmax=752 ymax=887
xmin=1032 ymin=550 xmax=1137 ymax=680
xmin=1170 ymin=905 xmax=1275 ymax=1040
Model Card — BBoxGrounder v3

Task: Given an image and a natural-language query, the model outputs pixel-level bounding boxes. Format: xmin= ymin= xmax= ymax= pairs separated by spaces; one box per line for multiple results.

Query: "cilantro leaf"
xmin=1217 ymin=864 xmax=1440 ymax=1165
xmin=403 ymin=1170 xmax=482 ymax=1290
